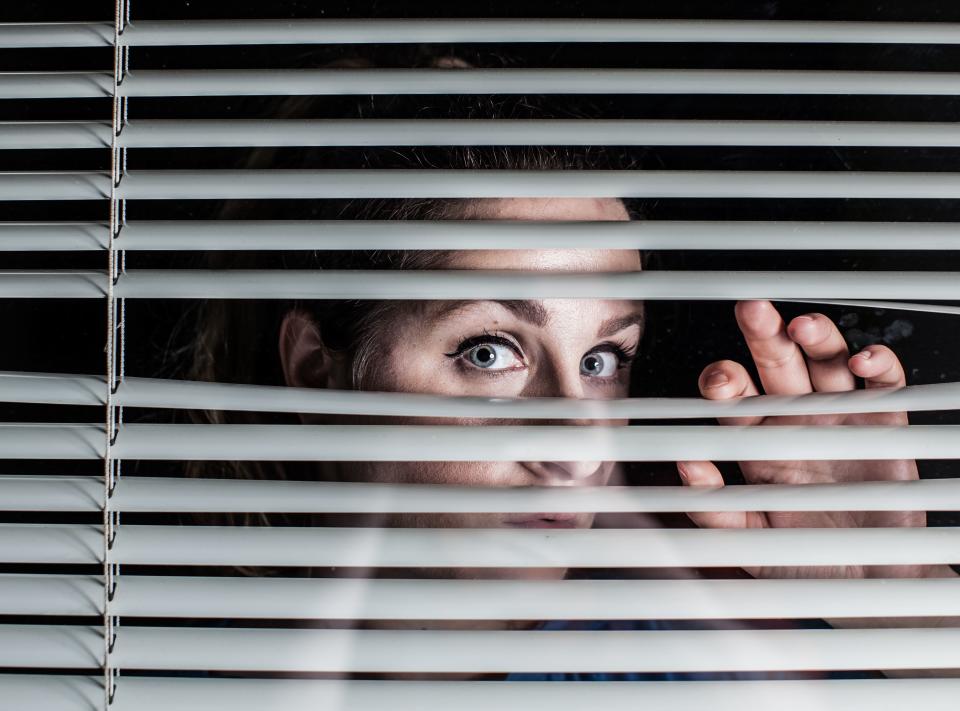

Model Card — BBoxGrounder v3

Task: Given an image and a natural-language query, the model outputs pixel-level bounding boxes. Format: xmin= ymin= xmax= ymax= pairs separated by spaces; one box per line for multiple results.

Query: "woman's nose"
xmin=522 ymin=458 xmax=606 ymax=484
xmin=519 ymin=363 xmax=605 ymax=484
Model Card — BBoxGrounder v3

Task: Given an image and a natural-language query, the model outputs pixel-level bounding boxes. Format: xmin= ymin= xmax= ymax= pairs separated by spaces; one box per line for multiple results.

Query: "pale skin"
xmin=279 ymin=197 xmax=958 ymax=677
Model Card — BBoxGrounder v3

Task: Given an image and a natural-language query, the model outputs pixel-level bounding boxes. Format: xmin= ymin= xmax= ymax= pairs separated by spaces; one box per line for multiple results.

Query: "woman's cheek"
xmin=389 ymin=461 xmax=522 ymax=488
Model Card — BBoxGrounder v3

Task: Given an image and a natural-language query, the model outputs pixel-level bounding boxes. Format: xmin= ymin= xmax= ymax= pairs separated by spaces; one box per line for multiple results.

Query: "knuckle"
xmin=752 ymin=350 xmax=800 ymax=371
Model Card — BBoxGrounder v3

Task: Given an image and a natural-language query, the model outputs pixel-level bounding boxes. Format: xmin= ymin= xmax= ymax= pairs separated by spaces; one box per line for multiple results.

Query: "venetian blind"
xmin=1 ymin=6 xmax=959 ymax=711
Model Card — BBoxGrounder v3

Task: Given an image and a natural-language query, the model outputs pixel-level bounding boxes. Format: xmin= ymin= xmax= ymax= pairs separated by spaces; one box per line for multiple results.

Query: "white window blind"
xmin=2 ymin=6 xmax=960 ymax=711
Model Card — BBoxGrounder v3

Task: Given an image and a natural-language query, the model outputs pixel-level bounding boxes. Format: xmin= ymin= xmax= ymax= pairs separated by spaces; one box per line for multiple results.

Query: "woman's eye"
xmin=465 ymin=342 xmax=523 ymax=371
xmin=580 ymin=350 xmax=619 ymax=378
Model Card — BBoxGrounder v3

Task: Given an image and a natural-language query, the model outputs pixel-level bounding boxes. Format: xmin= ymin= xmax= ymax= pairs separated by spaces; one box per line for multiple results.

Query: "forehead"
xmin=444 ymin=196 xmax=640 ymax=272
xmin=443 ymin=248 xmax=641 ymax=272
xmin=472 ymin=197 xmax=631 ymax=222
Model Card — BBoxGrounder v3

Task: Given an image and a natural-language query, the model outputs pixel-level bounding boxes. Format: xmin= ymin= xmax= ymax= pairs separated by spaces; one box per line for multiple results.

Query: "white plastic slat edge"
xmin=0 ymin=574 xmax=102 ymax=616
xmin=0 ymin=675 xmax=101 ymax=711
xmin=114 ymin=169 xmax=960 ymax=200
xmin=9 ymin=19 xmax=960 ymax=47
xmin=9 ymin=70 xmax=960 ymax=99
xmin=108 ymin=423 xmax=960 ymax=461
xmin=2 ymin=524 xmax=956 ymax=567
xmin=2 ymin=476 xmax=960 ymax=514
xmin=13 ymin=120 xmax=960 ymax=149
xmin=14 ymin=170 xmax=960 ymax=200
xmin=2 ymin=270 xmax=960 ymax=301
xmin=117 ymin=627 xmax=960 ymax=673
xmin=101 ymin=219 xmax=960 ymax=251
xmin=92 ymin=677 xmax=960 ymax=711
xmin=2 ymin=625 xmax=957 ymax=672
xmin=0 ymin=675 xmax=958 ymax=711
xmin=3 ymin=370 xmax=960 ymax=419
xmin=0 ymin=222 xmax=109 ymax=250
xmin=2 ymin=423 xmax=960 ymax=461
xmin=4 ymin=220 xmax=960 ymax=252
xmin=5 ymin=574 xmax=960 ymax=620
xmin=110 ymin=69 xmax=960 ymax=98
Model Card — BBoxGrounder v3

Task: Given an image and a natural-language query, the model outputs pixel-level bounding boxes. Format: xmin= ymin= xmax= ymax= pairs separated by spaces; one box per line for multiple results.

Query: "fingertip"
xmin=698 ymin=360 xmax=740 ymax=399
xmin=734 ymin=300 xmax=777 ymax=333
xmin=735 ymin=299 xmax=772 ymax=319
xmin=848 ymin=345 xmax=886 ymax=374
xmin=785 ymin=313 xmax=823 ymax=344
xmin=850 ymin=345 xmax=906 ymax=389
xmin=675 ymin=460 xmax=724 ymax=488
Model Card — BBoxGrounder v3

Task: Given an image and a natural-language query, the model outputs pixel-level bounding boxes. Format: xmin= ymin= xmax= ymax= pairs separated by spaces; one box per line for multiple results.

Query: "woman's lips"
xmin=504 ymin=514 xmax=580 ymax=529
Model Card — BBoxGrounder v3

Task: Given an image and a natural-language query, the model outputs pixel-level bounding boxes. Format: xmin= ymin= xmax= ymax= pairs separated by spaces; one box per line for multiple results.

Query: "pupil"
xmin=584 ymin=355 xmax=600 ymax=373
xmin=474 ymin=346 xmax=495 ymax=365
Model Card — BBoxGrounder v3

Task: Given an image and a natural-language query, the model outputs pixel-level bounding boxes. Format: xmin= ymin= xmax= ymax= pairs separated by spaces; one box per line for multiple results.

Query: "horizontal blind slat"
xmin=3 ymin=476 xmax=960 ymax=513
xmin=0 ymin=73 xmax=112 ymax=99
xmin=6 ymin=574 xmax=960 ymax=620
xmin=16 ymin=170 xmax=960 ymax=200
xmin=117 ymin=627 xmax=960 ymax=673
xmin=0 ymin=173 xmax=108 ymax=200
xmin=10 ymin=70 xmax=960 ymax=99
xmin=0 ymin=22 xmax=113 ymax=48
xmin=115 ymin=19 xmax=960 ymax=46
xmin=4 ymin=524 xmax=956 ymax=567
xmin=101 ymin=220 xmax=960 ymax=251
xmin=15 ymin=120 xmax=960 ymax=149
xmin=118 ymin=169 xmax=960 ymax=200
xmin=0 ymin=223 xmax=108 ymax=250
xmin=0 ymin=122 xmax=111 ymax=149
xmin=0 ymin=574 xmax=102 ymax=616
xmin=100 ymin=476 xmax=960 ymax=513
xmin=0 ymin=675 xmax=100 ymax=711
xmin=4 ymin=370 xmax=959 ymax=419
xmin=2 ymin=270 xmax=960 ymax=301
xmin=115 ymin=69 xmax=960 ymax=98
xmin=86 ymin=677 xmax=960 ymax=711
xmin=11 ymin=20 xmax=960 ymax=48
xmin=6 ymin=220 xmax=960 ymax=252
xmin=5 ymin=625 xmax=957 ymax=673
xmin=1 ymin=675 xmax=958 ymax=711
xmin=3 ymin=423 xmax=960 ymax=461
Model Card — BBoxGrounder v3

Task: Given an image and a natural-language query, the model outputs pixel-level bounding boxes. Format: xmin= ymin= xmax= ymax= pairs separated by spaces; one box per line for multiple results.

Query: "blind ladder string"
xmin=105 ymin=0 xmax=129 ymax=706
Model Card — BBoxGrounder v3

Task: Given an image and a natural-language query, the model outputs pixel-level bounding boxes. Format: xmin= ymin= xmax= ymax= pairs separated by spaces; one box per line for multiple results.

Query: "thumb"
xmin=676 ymin=460 xmax=748 ymax=529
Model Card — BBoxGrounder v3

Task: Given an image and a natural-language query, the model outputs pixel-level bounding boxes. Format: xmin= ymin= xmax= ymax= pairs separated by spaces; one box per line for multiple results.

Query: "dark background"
xmin=1 ymin=1 xmax=958 ymax=535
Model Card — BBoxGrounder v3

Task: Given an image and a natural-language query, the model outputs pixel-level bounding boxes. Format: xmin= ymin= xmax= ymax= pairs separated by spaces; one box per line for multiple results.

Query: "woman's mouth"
xmin=504 ymin=514 xmax=580 ymax=528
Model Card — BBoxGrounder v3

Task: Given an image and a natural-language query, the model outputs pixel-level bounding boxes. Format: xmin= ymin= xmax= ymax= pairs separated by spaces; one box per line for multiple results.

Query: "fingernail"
xmin=704 ymin=370 xmax=729 ymax=388
xmin=677 ymin=462 xmax=690 ymax=480
xmin=857 ymin=349 xmax=873 ymax=360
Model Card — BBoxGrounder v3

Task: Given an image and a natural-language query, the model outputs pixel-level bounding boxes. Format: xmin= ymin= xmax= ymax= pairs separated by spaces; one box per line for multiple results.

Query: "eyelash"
xmin=444 ymin=330 xmax=520 ymax=373
xmin=443 ymin=331 xmax=638 ymax=378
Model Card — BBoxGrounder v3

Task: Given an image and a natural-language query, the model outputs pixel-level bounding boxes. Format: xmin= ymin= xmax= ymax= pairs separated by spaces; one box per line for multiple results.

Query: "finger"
xmin=676 ymin=460 xmax=747 ymax=529
xmin=848 ymin=344 xmax=907 ymax=390
xmin=786 ymin=312 xmax=855 ymax=392
xmin=735 ymin=300 xmax=812 ymax=395
xmin=698 ymin=359 xmax=763 ymax=426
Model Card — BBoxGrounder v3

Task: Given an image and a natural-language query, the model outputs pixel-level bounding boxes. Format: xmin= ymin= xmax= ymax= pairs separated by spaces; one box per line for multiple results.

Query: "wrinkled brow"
xmin=431 ymin=300 xmax=549 ymax=327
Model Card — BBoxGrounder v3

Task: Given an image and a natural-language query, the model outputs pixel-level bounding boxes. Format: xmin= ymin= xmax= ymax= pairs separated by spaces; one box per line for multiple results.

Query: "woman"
xmin=180 ymin=53 xmax=957 ymax=682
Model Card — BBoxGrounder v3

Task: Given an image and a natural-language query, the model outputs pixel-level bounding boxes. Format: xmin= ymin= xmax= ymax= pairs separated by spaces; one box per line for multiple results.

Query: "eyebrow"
xmin=432 ymin=299 xmax=644 ymax=338
xmin=597 ymin=310 xmax=645 ymax=339
xmin=433 ymin=300 xmax=549 ymax=327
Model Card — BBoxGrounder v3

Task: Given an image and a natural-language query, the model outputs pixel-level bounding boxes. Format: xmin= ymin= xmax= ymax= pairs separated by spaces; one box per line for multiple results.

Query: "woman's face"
xmin=282 ymin=197 xmax=641 ymax=579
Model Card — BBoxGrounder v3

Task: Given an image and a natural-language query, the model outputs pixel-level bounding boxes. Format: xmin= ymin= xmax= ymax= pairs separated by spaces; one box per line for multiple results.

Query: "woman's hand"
xmin=675 ymin=299 xmax=950 ymax=581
